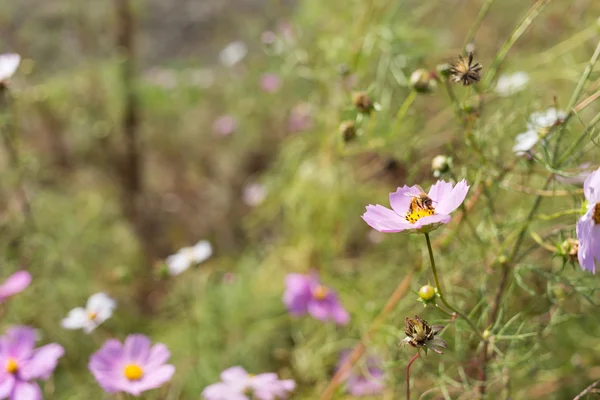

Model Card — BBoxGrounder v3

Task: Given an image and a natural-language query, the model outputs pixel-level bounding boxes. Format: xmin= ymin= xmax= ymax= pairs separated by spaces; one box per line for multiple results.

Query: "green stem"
xmin=463 ymin=0 xmax=497 ymax=49
xmin=392 ymin=90 xmax=417 ymax=135
xmin=424 ymin=233 xmax=483 ymax=338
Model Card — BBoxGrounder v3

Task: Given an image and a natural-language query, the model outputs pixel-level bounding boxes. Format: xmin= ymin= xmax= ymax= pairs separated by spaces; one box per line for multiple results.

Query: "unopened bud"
xmin=560 ymin=238 xmax=579 ymax=261
xmin=431 ymin=155 xmax=451 ymax=177
xmin=418 ymin=284 xmax=436 ymax=301
xmin=352 ymin=91 xmax=375 ymax=114
xmin=410 ymin=69 xmax=437 ymax=93
xmin=339 ymin=121 xmax=356 ymax=142
xmin=482 ymin=329 xmax=491 ymax=340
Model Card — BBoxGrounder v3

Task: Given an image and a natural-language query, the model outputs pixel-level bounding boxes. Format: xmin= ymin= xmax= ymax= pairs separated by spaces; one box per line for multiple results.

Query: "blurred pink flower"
xmin=212 ymin=115 xmax=237 ymax=137
xmin=338 ymin=351 xmax=385 ymax=397
xmin=89 ymin=334 xmax=175 ymax=396
xmin=260 ymin=73 xmax=281 ymax=93
xmin=362 ymin=180 xmax=469 ymax=234
xmin=0 ymin=326 xmax=64 ymax=399
xmin=283 ymin=272 xmax=349 ymax=325
xmin=243 ymin=183 xmax=267 ymax=207
xmin=0 ymin=271 xmax=31 ymax=303
xmin=576 ymin=167 xmax=600 ymax=273
xmin=288 ymin=104 xmax=313 ymax=133
xmin=202 ymin=366 xmax=295 ymax=400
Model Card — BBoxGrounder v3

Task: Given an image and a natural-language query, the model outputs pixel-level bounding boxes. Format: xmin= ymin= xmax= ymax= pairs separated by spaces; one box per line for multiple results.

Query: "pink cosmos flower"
xmin=89 ymin=334 xmax=175 ymax=396
xmin=0 ymin=271 xmax=31 ymax=303
xmin=202 ymin=366 xmax=295 ymax=400
xmin=0 ymin=326 xmax=64 ymax=399
xmin=212 ymin=115 xmax=237 ymax=137
xmin=576 ymin=167 xmax=600 ymax=273
xmin=338 ymin=351 xmax=385 ymax=397
xmin=283 ymin=273 xmax=349 ymax=325
xmin=260 ymin=73 xmax=281 ymax=93
xmin=362 ymin=180 xmax=469 ymax=234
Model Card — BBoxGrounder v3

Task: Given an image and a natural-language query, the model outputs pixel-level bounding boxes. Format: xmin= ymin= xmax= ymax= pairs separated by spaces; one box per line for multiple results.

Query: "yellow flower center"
xmin=593 ymin=204 xmax=600 ymax=225
xmin=123 ymin=364 xmax=144 ymax=381
xmin=88 ymin=311 xmax=98 ymax=321
xmin=5 ymin=358 xmax=18 ymax=374
xmin=312 ymin=285 xmax=329 ymax=301
xmin=405 ymin=207 xmax=435 ymax=224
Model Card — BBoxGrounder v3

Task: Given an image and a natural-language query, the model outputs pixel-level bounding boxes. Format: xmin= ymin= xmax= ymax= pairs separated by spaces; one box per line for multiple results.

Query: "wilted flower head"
xmin=495 ymin=72 xmax=529 ymax=96
xmin=219 ymin=41 xmax=248 ymax=67
xmin=202 ymin=366 xmax=295 ymax=400
xmin=513 ymin=108 xmax=566 ymax=155
xmin=409 ymin=69 xmax=437 ymax=93
xmin=212 ymin=115 xmax=237 ymax=137
xmin=560 ymin=238 xmax=579 ymax=262
xmin=0 ymin=326 xmax=64 ymax=399
xmin=362 ymin=180 xmax=469 ymax=234
xmin=89 ymin=334 xmax=175 ymax=396
xmin=339 ymin=121 xmax=356 ymax=143
xmin=0 ymin=53 xmax=21 ymax=84
xmin=61 ymin=292 xmax=116 ymax=333
xmin=260 ymin=73 xmax=281 ymax=93
xmin=450 ymin=52 xmax=482 ymax=86
xmin=289 ymin=103 xmax=313 ymax=132
xmin=337 ymin=351 xmax=385 ymax=397
xmin=165 ymin=240 xmax=212 ymax=276
xmin=242 ymin=183 xmax=267 ymax=207
xmin=283 ymin=272 xmax=349 ymax=325
xmin=400 ymin=315 xmax=447 ymax=354
xmin=576 ymin=167 xmax=600 ymax=273
xmin=0 ymin=271 xmax=31 ymax=303
xmin=352 ymin=91 xmax=375 ymax=114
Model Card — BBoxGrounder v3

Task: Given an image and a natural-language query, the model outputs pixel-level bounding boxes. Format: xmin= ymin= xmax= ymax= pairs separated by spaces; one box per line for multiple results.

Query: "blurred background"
xmin=1 ymin=0 xmax=600 ymax=398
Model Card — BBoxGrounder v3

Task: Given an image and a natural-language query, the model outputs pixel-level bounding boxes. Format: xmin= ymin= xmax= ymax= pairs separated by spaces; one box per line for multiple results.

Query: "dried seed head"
xmin=352 ymin=91 xmax=375 ymax=114
xmin=400 ymin=315 xmax=447 ymax=354
xmin=450 ymin=52 xmax=482 ymax=86
xmin=339 ymin=121 xmax=356 ymax=143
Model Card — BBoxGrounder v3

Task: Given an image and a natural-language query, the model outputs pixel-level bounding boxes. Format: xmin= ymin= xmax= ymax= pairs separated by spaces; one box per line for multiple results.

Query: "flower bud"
xmin=482 ymin=329 xmax=491 ymax=340
xmin=409 ymin=69 xmax=437 ymax=93
xmin=418 ymin=284 xmax=436 ymax=301
xmin=431 ymin=155 xmax=451 ymax=177
xmin=436 ymin=63 xmax=452 ymax=79
xmin=339 ymin=121 xmax=356 ymax=143
xmin=560 ymin=238 xmax=579 ymax=261
xmin=352 ymin=91 xmax=375 ymax=114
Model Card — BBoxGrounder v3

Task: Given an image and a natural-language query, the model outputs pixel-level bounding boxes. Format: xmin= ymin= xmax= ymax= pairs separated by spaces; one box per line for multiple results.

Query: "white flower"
xmin=0 ymin=53 xmax=21 ymax=82
xmin=242 ymin=183 xmax=267 ymax=207
xmin=165 ymin=240 xmax=212 ymax=276
xmin=495 ymin=72 xmax=529 ymax=96
xmin=512 ymin=107 xmax=566 ymax=155
xmin=219 ymin=41 xmax=248 ymax=67
xmin=61 ymin=293 xmax=116 ymax=333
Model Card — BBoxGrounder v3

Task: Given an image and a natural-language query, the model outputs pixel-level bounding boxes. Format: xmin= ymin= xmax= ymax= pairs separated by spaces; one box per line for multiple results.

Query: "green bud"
xmin=418 ymin=284 xmax=436 ymax=301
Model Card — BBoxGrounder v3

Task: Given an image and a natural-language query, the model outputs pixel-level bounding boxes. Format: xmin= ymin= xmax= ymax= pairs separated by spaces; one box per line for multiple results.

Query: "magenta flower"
xmin=362 ymin=180 xmax=469 ymax=234
xmin=0 ymin=326 xmax=64 ymax=399
xmin=0 ymin=271 xmax=31 ymax=303
xmin=338 ymin=351 xmax=385 ymax=397
xmin=202 ymin=366 xmax=295 ymax=400
xmin=89 ymin=334 xmax=175 ymax=396
xmin=283 ymin=273 xmax=349 ymax=325
xmin=288 ymin=103 xmax=313 ymax=132
xmin=260 ymin=73 xmax=281 ymax=93
xmin=576 ymin=167 xmax=600 ymax=273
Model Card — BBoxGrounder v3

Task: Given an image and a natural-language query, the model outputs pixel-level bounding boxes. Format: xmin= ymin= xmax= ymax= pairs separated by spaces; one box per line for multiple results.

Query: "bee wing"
xmin=414 ymin=184 xmax=426 ymax=194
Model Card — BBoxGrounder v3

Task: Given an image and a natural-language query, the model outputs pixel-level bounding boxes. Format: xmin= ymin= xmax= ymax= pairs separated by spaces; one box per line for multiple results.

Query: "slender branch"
xmin=406 ymin=350 xmax=420 ymax=400
xmin=463 ymin=0 xmax=497 ymax=49
xmin=573 ymin=379 xmax=600 ymax=400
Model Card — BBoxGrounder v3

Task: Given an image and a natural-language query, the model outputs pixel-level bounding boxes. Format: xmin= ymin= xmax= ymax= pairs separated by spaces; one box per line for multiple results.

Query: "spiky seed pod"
xmin=450 ymin=52 xmax=482 ymax=86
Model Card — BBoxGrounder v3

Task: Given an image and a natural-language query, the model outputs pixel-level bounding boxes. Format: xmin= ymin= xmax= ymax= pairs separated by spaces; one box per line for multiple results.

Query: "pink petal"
xmin=145 ymin=343 xmax=170 ymax=372
xmin=11 ymin=381 xmax=42 ymax=400
xmin=331 ymin=302 xmax=350 ymax=325
xmin=19 ymin=343 xmax=64 ymax=380
xmin=577 ymin=214 xmax=597 ymax=274
xmin=412 ymin=214 xmax=451 ymax=229
xmin=0 ymin=271 xmax=31 ymax=302
xmin=584 ymin=168 xmax=600 ymax=204
xmin=283 ymin=274 xmax=311 ymax=315
xmin=307 ymin=301 xmax=330 ymax=321
xmin=123 ymin=334 xmax=151 ymax=364
xmin=5 ymin=327 xmax=36 ymax=360
xmin=434 ymin=179 xmax=469 ymax=215
xmin=389 ymin=185 xmax=421 ymax=215
xmin=0 ymin=374 xmax=15 ymax=398
xmin=427 ymin=180 xmax=453 ymax=204
xmin=362 ymin=205 xmax=411 ymax=233
xmin=132 ymin=364 xmax=175 ymax=394
xmin=220 ymin=366 xmax=250 ymax=385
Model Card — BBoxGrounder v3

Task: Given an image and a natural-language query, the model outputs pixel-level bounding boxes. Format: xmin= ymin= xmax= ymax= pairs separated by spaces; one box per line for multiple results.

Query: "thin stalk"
xmin=482 ymin=0 xmax=552 ymax=87
xmin=463 ymin=0 xmax=497 ymax=49
xmin=391 ymin=90 xmax=417 ymax=135
xmin=424 ymin=233 xmax=483 ymax=338
xmin=406 ymin=350 xmax=420 ymax=400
